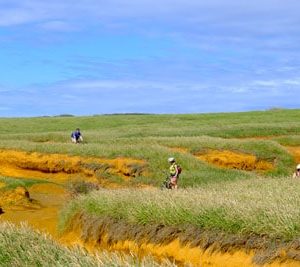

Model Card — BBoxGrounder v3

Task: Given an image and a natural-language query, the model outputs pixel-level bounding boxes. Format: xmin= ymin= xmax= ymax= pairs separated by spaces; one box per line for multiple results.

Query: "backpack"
xmin=177 ymin=164 xmax=182 ymax=174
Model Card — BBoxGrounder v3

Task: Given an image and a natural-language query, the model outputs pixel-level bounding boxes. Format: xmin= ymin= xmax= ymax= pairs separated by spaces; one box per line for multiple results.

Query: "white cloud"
xmin=252 ymin=78 xmax=300 ymax=87
xmin=1 ymin=0 xmax=300 ymax=28
xmin=38 ymin=20 xmax=78 ymax=32
xmin=67 ymin=80 xmax=176 ymax=92
xmin=0 ymin=1 xmax=300 ymax=115
xmin=1 ymin=76 xmax=299 ymax=116
xmin=252 ymin=80 xmax=279 ymax=87
xmin=0 ymin=8 xmax=34 ymax=26
xmin=283 ymin=79 xmax=300 ymax=86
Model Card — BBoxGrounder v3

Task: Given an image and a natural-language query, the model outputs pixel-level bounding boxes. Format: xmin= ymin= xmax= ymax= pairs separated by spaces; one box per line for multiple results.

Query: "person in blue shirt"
xmin=71 ymin=128 xmax=83 ymax=144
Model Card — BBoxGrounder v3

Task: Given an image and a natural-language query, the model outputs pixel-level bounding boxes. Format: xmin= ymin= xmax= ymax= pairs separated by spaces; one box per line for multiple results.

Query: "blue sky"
xmin=0 ymin=0 xmax=300 ymax=116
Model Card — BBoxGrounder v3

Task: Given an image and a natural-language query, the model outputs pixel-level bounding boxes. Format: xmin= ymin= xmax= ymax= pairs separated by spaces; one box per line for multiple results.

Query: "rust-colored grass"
xmin=196 ymin=150 xmax=274 ymax=171
xmin=61 ymin=213 xmax=300 ymax=267
xmin=60 ymin=215 xmax=256 ymax=267
xmin=286 ymin=146 xmax=300 ymax=163
xmin=64 ymin=233 xmax=256 ymax=267
xmin=0 ymin=149 xmax=146 ymax=186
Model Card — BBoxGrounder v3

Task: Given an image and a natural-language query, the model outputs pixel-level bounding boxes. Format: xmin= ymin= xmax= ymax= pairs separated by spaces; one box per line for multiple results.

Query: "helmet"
xmin=168 ymin=157 xmax=175 ymax=163
xmin=297 ymin=164 xmax=300 ymax=170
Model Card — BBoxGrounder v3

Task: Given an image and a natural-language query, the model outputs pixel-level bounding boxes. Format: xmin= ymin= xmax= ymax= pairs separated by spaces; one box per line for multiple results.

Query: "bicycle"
xmin=161 ymin=175 xmax=172 ymax=190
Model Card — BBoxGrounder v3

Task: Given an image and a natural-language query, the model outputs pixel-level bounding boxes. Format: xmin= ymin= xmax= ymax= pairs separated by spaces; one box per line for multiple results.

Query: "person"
xmin=293 ymin=164 xmax=300 ymax=178
xmin=168 ymin=157 xmax=181 ymax=189
xmin=71 ymin=128 xmax=83 ymax=144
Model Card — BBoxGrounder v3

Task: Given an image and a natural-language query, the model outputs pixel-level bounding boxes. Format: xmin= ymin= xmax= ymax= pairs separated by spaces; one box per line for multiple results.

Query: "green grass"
xmin=1 ymin=109 xmax=300 ymax=137
xmin=0 ymin=176 xmax=45 ymax=191
xmin=0 ymin=222 xmax=175 ymax=267
xmin=273 ymin=135 xmax=300 ymax=146
xmin=59 ymin=177 xmax=300 ymax=241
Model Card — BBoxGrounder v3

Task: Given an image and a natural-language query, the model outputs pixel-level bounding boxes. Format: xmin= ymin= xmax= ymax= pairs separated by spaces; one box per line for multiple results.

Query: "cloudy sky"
xmin=1 ymin=0 xmax=300 ymax=116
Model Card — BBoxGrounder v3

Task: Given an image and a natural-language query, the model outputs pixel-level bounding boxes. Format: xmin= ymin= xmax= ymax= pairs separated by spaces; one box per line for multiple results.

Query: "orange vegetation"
xmin=286 ymin=146 xmax=300 ymax=163
xmin=62 ymin=232 xmax=251 ymax=266
xmin=0 ymin=149 xmax=146 ymax=185
xmin=196 ymin=150 xmax=274 ymax=171
xmin=0 ymin=186 xmax=41 ymax=210
xmin=61 ymin=230 xmax=300 ymax=267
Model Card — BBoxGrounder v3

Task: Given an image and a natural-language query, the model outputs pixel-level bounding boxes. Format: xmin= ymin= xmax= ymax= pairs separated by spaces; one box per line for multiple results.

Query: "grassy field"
xmin=1 ymin=109 xmax=300 ymax=265
xmin=1 ymin=109 xmax=300 ymax=138
xmin=0 ymin=109 xmax=299 ymax=187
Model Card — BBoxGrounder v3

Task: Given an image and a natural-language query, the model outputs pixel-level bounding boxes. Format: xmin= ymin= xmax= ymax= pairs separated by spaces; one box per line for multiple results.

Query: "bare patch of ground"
xmin=0 ymin=183 xmax=66 ymax=238
xmin=196 ymin=150 xmax=274 ymax=171
xmin=0 ymin=186 xmax=41 ymax=210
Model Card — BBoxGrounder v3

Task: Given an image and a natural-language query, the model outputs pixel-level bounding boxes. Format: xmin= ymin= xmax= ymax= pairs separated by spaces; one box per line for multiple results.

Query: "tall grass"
xmin=59 ymin=177 xmax=300 ymax=240
xmin=0 ymin=222 xmax=175 ymax=267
